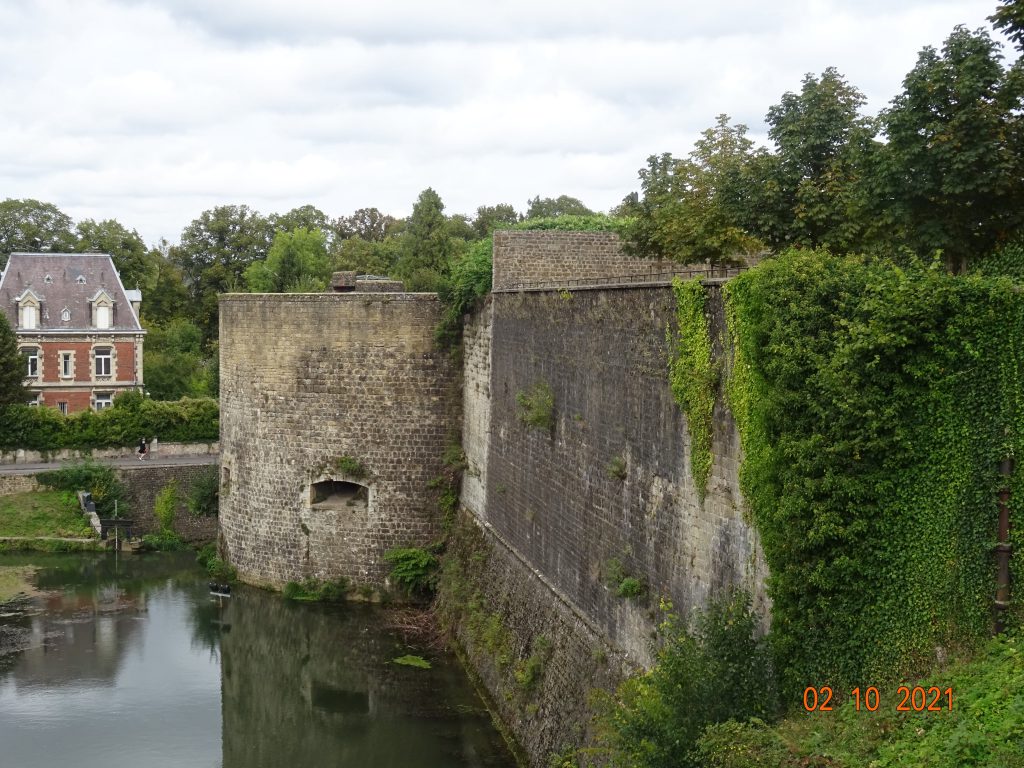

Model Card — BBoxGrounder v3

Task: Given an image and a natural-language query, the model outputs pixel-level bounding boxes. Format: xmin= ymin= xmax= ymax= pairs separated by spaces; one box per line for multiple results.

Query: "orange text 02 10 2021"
xmin=802 ymin=686 xmax=953 ymax=713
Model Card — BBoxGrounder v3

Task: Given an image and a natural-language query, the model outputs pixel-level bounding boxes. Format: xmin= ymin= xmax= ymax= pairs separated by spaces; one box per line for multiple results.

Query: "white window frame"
xmin=60 ymin=352 xmax=74 ymax=379
xmin=94 ymin=392 xmax=113 ymax=411
xmin=23 ymin=348 xmax=39 ymax=379
xmin=57 ymin=401 xmax=68 ymax=415
xmin=20 ymin=303 xmax=38 ymax=330
xmin=95 ymin=305 xmax=111 ymax=329
xmin=95 ymin=348 xmax=112 ymax=378
xmin=61 ymin=307 xmax=71 ymax=323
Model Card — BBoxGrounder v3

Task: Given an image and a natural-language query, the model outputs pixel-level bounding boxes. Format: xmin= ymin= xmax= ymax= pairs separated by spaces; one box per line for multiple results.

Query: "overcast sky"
xmin=0 ymin=0 xmax=1005 ymax=246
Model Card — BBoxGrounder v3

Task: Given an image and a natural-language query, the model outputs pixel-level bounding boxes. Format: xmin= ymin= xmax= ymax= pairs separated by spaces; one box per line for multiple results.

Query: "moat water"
xmin=0 ymin=552 xmax=516 ymax=768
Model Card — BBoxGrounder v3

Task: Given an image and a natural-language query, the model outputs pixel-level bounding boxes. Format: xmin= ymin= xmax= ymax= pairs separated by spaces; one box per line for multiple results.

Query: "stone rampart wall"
xmin=218 ymin=293 xmax=457 ymax=589
xmin=491 ymin=230 xmax=679 ymax=290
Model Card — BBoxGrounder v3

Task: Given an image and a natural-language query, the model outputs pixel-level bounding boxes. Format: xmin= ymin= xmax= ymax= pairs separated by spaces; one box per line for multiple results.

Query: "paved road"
xmin=0 ymin=454 xmax=218 ymax=476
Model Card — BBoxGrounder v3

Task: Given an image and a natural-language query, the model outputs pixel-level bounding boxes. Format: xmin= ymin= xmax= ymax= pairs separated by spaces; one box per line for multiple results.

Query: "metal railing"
xmin=494 ymin=265 xmax=747 ymax=292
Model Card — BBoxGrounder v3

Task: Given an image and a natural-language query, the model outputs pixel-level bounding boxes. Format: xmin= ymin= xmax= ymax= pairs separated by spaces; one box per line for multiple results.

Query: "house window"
xmin=20 ymin=304 xmax=37 ymax=329
xmin=61 ymin=353 xmax=73 ymax=378
xmin=77 ymin=275 xmax=86 ymax=285
xmin=57 ymin=401 xmax=68 ymax=415
xmin=27 ymin=395 xmax=40 ymax=407
xmin=61 ymin=308 xmax=71 ymax=323
xmin=96 ymin=305 xmax=111 ymax=329
xmin=44 ymin=274 xmax=53 ymax=284
xmin=94 ymin=392 xmax=113 ymax=411
xmin=95 ymin=348 xmax=112 ymax=377
xmin=22 ymin=348 xmax=39 ymax=378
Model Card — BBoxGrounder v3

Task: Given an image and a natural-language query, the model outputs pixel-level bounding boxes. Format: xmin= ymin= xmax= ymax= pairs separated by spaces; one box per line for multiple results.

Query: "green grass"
xmin=0 ymin=491 xmax=95 ymax=538
xmin=696 ymin=630 xmax=1024 ymax=767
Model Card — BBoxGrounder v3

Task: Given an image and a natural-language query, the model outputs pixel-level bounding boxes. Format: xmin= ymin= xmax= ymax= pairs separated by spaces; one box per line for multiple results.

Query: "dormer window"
xmin=44 ymin=274 xmax=53 ymax=284
xmin=61 ymin=307 xmax=70 ymax=323
xmin=77 ymin=275 xmax=86 ymax=285
xmin=16 ymin=290 xmax=41 ymax=330
xmin=90 ymin=291 xmax=114 ymax=329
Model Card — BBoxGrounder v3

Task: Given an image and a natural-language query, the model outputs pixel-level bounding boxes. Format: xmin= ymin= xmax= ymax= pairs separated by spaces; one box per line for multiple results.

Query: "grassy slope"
xmin=705 ymin=631 xmax=1024 ymax=767
xmin=0 ymin=490 xmax=95 ymax=538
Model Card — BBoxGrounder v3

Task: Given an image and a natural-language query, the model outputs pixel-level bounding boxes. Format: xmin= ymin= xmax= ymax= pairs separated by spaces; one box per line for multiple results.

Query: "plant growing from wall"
xmin=333 ymin=455 xmax=368 ymax=480
xmin=606 ymin=455 xmax=627 ymax=481
xmin=669 ymin=277 xmax=716 ymax=501
xmin=590 ymin=592 xmax=778 ymax=768
xmin=517 ymin=380 xmax=555 ymax=433
xmin=283 ymin=577 xmax=348 ymax=602
xmin=186 ymin=466 xmax=219 ymax=517
xmin=142 ymin=480 xmax=187 ymax=551
xmin=384 ymin=546 xmax=440 ymax=597
xmin=724 ymin=250 xmax=1024 ymax=698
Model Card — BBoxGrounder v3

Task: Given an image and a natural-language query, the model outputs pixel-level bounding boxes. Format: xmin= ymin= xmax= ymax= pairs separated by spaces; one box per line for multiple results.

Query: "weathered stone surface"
xmin=491 ymin=230 xmax=680 ymax=290
xmin=218 ymin=293 xmax=458 ymax=589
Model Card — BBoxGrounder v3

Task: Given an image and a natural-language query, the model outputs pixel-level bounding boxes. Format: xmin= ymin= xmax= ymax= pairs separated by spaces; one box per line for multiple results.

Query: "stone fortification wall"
xmin=460 ymin=297 xmax=492 ymax=518
xmin=115 ymin=463 xmax=219 ymax=542
xmin=218 ymin=293 xmax=457 ymax=589
xmin=0 ymin=463 xmax=218 ymax=542
xmin=491 ymin=230 xmax=679 ymax=290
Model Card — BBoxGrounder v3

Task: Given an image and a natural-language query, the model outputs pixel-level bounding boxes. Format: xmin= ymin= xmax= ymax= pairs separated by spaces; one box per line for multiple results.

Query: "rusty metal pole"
xmin=995 ymin=457 xmax=1014 ymax=634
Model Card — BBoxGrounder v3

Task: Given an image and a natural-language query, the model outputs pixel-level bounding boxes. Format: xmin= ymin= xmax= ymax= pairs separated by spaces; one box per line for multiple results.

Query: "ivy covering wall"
xmin=723 ymin=251 xmax=1024 ymax=697
xmin=669 ymin=277 xmax=715 ymax=500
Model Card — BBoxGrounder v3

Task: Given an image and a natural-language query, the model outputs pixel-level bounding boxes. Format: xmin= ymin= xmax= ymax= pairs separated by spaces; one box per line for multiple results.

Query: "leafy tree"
xmin=244 ymin=227 xmax=330 ymax=292
xmin=472 ymin=203 xmax=520 ymax=237
xmin=877 ymin=26 xmax=1024 ymax=271
xmin=171 ymin=205 xmax=272 ymax=339
xmin=141 ymin=250 xmax=190 ymax=325
xmin=74 ymin=218 xmax=151 ymax=290
xmin=331 ymin=207 xmax=398 ymax=242
xmin=628 ymin=115 xmax=764 ymax=265
xmin=991 ymin=0 xmax=1024 ymax=52
xmin=269 ymin=205 xmax=330 ymax=244
xmin=0 ymin=199 xmax=75 ymax=268
xmin=745 ymin=68 xmax=874 ymax=251
xmin=143 ymin=318 xmax=215 ymax=400
xmin=394 ymin=188 xmax=458 ymax=283
xmin=0 ymin=314 xmax=27 ymax=408
xmin=525 ymin=195 xmax=594 ymax=219
xmin=446 ymin=213 xmax=476 ymax=243
xmin=331 ymin=235 xmax=401 ymax=276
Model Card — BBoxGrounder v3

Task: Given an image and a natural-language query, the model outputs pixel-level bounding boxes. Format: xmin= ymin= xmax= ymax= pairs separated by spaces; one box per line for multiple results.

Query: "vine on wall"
xmin=669 ymin=277 xmax=716 ymax=500
xmin=724 ymin=250 xmax=1024 ymax=697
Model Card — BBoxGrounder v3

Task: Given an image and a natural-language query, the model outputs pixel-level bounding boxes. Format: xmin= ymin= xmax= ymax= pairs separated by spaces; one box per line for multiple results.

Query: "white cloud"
xmin=0 ymin=0 xmax=1004 ymax=244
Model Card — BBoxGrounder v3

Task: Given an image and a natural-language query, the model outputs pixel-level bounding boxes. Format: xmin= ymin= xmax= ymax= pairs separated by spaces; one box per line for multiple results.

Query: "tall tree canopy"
xmin=0 ymin=199 xmax=75 ymax=268
xmin=394 ymin=188 xmax=459 ymax=289
xmin=244 ymin=227 xmax=331 ymax=293
xmin=628 ymin=115 xmax=764 ymax=265
xmin=878 ymin=25 xmax=1024 ymax=271
xmin=472 ymin=204 xmax=521 ymax=237
xmin=525 ymin=195 xmax=594 ymax=219
xmin=74 ymin=218 xmax=152 ymax=291
xmin=171 ymin=205 xmax=272 ymax=339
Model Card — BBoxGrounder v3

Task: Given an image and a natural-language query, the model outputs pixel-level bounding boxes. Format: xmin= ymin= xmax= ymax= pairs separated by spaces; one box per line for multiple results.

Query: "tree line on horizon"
xmin=2 ymin=1 xmax=1023 ymax=405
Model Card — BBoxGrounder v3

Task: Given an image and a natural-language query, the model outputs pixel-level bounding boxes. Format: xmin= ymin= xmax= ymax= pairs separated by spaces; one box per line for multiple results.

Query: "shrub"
xmin=333 ymin=455 xmax=368 ymax=479
xmin=384 ymin=546 xmax=440 ymax=597
xmin=140 ymin=531 xmax=187 ymax=551
xmin=616 ymin=576 xmax=645 ymax=599
xmin=186 ymin=466 xmax=219 ymax=517
xmin=517 ymin=380 xmax=555 ymax=433
xmin=693 ymin=719 xmax=788 ymax=768
xmin=154 ymin=481 xmax=179 ymax=534
xmin=592 ymin=592 xmax=777 ymax=768
xmin=36 ymin=460 xmax=127 ymax=517
xmin=196 ymin=542 xmax=236 ymax=581
xmin=0 ymin=396 xmax=218 ymax=451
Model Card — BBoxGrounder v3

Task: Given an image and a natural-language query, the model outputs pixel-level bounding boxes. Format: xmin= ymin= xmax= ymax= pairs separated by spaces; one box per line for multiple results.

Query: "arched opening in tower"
xmin=309 ymin=480 xmax=369 ymax=511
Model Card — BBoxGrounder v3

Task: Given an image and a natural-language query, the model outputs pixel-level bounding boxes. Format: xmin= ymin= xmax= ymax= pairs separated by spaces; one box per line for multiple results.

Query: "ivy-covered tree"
xmin=878 ymin=26 xmax=1024 ymax=271
xmin=0 ymin=314 xmax=27 ymax=408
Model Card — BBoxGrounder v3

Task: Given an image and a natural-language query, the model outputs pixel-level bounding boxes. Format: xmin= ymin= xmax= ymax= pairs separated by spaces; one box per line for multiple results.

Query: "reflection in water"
xmin=221 ymin=589 xmax=513 ymax=768
xmin=0 ymin=553 xmax=515 ymax=768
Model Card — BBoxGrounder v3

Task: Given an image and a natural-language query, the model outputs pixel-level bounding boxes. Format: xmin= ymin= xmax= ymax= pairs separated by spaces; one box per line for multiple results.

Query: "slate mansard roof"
xmin=0 ymin=252 xmax=143 ymax=333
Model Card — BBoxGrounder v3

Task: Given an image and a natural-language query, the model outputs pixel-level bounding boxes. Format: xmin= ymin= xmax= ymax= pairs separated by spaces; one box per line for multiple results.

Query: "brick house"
xmin=0 ymin=252 xmax=145 ymax=413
